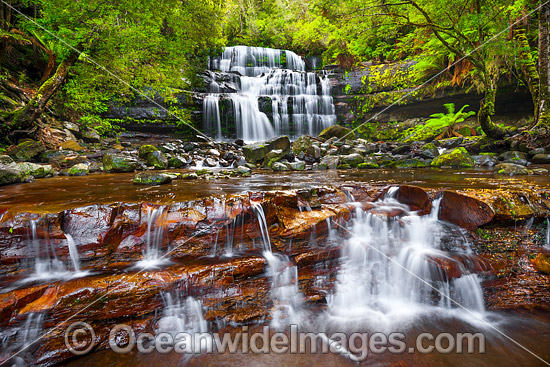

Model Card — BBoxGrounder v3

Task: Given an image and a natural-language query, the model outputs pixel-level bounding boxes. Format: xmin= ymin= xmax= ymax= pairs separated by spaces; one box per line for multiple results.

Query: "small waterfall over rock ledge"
xmin=204 ymin=46 xmax=337 ymax=142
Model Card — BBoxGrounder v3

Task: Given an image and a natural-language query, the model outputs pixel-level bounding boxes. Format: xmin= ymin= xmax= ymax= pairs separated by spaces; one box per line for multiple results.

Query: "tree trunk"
xmin=514 ymin=26 xmax=539 ymax=121
xmin=537 ymin=1 xmax=550 ymax=128
xmin=478 ymin=80 xmax=508 ymax=139
xmin=3 ymin=52 xmax=78 ymax=138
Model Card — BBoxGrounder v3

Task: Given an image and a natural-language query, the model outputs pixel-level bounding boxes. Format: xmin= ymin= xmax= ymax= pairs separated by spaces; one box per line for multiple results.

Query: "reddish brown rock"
xmin=439 ymin=191 xmax=495 ymax=231
xmin=397 ymin=185 xmax=432 ymax=214
xmin=530 ymin=253 xmax=550 ymax=274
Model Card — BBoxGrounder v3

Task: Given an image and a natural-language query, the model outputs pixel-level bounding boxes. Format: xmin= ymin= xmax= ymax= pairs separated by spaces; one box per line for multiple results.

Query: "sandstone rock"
xmin=318 ymin=124 xmax=355 ymax=140
xmin=59 ymin=139 xmax=84 ymax=152
xmin=431 ymin=147 xmax=474 ymax=168
xmin=439 ymin=191 xmax=495 ymax=230
xmin=103 ymin=153 xmax=138 ymax=172
xmin=530 ymin=253 xmax=550 ymax=274
xmin=397 ymin=185 xmax=431 ymax=213
xmin=133 ymin=172 xmax=173 ymax=185
xmin=7 ymin=140 xmax=45 ymax=162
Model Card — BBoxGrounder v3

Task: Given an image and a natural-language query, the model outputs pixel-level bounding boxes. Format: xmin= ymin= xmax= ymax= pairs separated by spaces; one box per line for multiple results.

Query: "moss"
xmin=430 ymin=147 xmax=474 ymax=167
xmin=337 ymin=163 xmax=351 ymax=169
xmin=358 ymin=162 xmax=379 ymax=169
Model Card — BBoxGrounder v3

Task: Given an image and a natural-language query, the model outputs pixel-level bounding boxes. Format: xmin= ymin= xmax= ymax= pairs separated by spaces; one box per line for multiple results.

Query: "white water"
xmin=327 ymin=192 xmax=486 ymax=331
xmin=157 ymin=292 xmax=212 ymax=355
xmin=545 ymin=218 xmax=550 ymax=250
xmin=65 ymin=234 xmax=81 ymax=272
xmin=205 ymin=46 xmax=336 ymax=142
xmin=135 ymin=207 xmax=171 ymax=269
xmin=0 ymin=312 xmax=44 ymax=363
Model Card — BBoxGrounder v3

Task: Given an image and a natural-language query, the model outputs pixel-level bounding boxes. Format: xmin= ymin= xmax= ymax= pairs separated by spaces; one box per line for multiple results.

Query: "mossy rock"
xmin=339 ymin=153 xmax=364 ymax=167
xmin=318 ymin=124 xmax=355 ymax=141
xmin=0 ymin=163 xmax=23 ymax=186
xmin=16 ymin=162 xmax=55 ymax=178
xmin=68 ymin=163 xmax=89 ymax=176
xmin=243 ymin=143 xmax=266 ymax=163
xmin=138 ymin=145 xmax=158 ymax=159
xmin=195 ymin=168 xmax=212 ymax=176
xmin=264 ymin=149 xmax=287 ymax=167
xmin=358 ymin=161 xmax=379 ymax=169
xmin=103 ymin=153 xmax=138 ymax=172
xmin=289 ymin=161 xmax=305 ymax=171
xmin=394 ymin=159 xmax=429 ymax=168
xmin=430 ymin=147 xmax=474 ymax=168
xmin=147 ymin=150 xmax=168 ymax=169
xmin=337 ymin=163 xmax=352 ymax=169
xmin=133 ymin=172 xmax=173 ymax=185
xmin=291 ymin=135 xmax=315 ymax=155
xmin=7 ymin=140 xmax=45 ymax=162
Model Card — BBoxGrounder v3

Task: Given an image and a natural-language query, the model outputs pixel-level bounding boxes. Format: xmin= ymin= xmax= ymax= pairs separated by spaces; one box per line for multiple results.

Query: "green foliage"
xmin=402 ymin=104 xmax=475 ymax=142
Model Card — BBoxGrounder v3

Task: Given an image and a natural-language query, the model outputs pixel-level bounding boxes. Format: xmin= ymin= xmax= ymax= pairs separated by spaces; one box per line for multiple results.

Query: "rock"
xmin=0 ymin=163 xmax=23 ymax=186
xmin=530 ymin=254 xmax=550 ymax=274
xmin=430 ymin=147 xmax=474 ymax=168
xmin=103 ymin=153 xmax=139 ymax=172
xmin=183 ymin=142 xmax=199 ymax=152
xmin=494 ymin=163 xmax=530 ymax=175
xmin=418 ymin=143 xmax=439 ymax=159
xmin=196 ymin=168 xmax=212 ymax=176
xmin=67 ymin=163 xmax=89 ymax=176
xmin=289 ymin=161 xmax=305 ymax=171
xmin=473 ymin=155 xmax=498 ymax=167
xmin=531 ymin=154 xmax=550 ymax=164
xmin=318 ymin=124 xmax=355 ymax=140
xmin=291 ymin=135 xmax=315 ymax=155
xmin=236 ymin=165 xmax=251 ymax=176
xmin=182 ymin=172 xmax=198 ymax=179
xmin=159 ymin=143 xmax=178 ymax=153
xmin=435 ymin=137 xmax=463 ymax=149
xmin=59 ymin=139 xmax=84 ymax=152
xmin=234 ymin=139 xmax=244 ymax=146
xmin=223 ymin=151 xmax=235 ymax=161
xmin=203 ymin=158 xmax=218 ymax=167
xmin=133 ymin=172 xmax=173 ymax=185
xmin=147 ymin=150 xmax=168 ymax=169
xmin=16 ymin=162 xmax=54 ymax=178
xmin=271 ymin=162 xmax=290 ymax=171
xmin=305 ymin=145 xmax=321 ymax=163
xmin=339 ymin=153 xmax=364 ymax=167
xmin=264 ymin=149 xmax=286 ymax=167
xmin=168 ymin=156 xmax=188 ymax=169
xmin=88 ymin=162 xmax=103 ymax=173
xmin=439 ymin=191 xmax=495 ymax=231
xmin=243 ymin=143 xmax=266 ymax=163
xmin=7 ymin=140 xmax=45 ymax=162
xmin=397 ymin=185 xmax=431 ymax=213
xmin=319 ymin=156 xmax=339 ymax=169
xmin=393 ymin=158 xmax=430 ymax=168
xmin=138 ymin=145 xmax=158 ymax=159
xmin=80 ymin=128 xmax=101 ymax=143
xmin=392 ymin=144 xmax=410 ymax=155
xmin=499 ymin=151 xmax=527 ymax=163
xmin=264 ymin=136 xmax=291 ymax=154
xmin=209 ymin=149 xmax=221 ymax=157
xmin=338 ymin=144 xmax=352 ymax=155
xmin=0 ymin=155 xmax=14 ymax=165
xmin=63 ymin=121 xmax=80 ymax=135
xmin=358 ymin=161 xmax=379 ymax=169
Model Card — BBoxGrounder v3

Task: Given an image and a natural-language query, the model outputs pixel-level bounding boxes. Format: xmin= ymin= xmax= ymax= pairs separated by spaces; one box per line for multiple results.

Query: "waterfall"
xmin=157 ymin=292 xmax=211 ymax=355
xmin=136 ymin=206 xmax=170 ymax=268
xmin=252 ymin=202 xmax=304 ymax=328
xmin=65 ymin=234 xmax=81 ymax=272
xmin=327 ymin=190 xmax=486 ymax=330
xmin=204 ymin=46 xmax=337 ymax=142
xmin=0 ymin=312 xmax=44 ymax=363
xmin=545 ymin=218 xmax=550 ymax=250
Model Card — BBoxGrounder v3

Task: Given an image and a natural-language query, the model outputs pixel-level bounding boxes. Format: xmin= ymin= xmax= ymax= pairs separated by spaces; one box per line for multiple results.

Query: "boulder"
xmin=236 ymin=166 xmax=252 ymax=176
xmin=306 ymin=145 xmax=321 ymax=163
xmin=289 ymin=161 xmax=305 ymax=171
xmin=80 ymin=128 xmax=101 ymax=143
xmin=264 ymin=136 xmax=290 ymax=154
xmin=203 ymin=158 xmax=218 ymax=167
xmin=7 ymin=140 xmax=45 ymax=162
xmin=59 ymin=140 xmax=84 ymax=152
xmin=0 ymin=155 xmax=14 ymax=165
xmin=499 ymin=151 xmax=527 ymax=164
xmin=439 ymin=191 xmax=495 ymax=231
xmin=0 ymin=163 xmax=23 ymax=186
xmin=473 ymin=155 xmax=498 ymax=167
xmin=168 ymin=156 xmax=189 ymax=168
xmin=339 ymin=153 xmax=364 ymax=168
xmin=435 ymin=137 xmax=463 ymax=149
xmin=319 ymin=156 xmax=339 ymax=169
xmin=494 ymin=163 xmax=530 ymax=175
xmin=357 ymin=160 xmax=379 ymax=169
xmin=397 ymin=185 xmax=431 ymax=213
xmin=430 ymin=147 xmax=474 ymax=168
xmin=531 ymin=154 xmax=550 ymax=164
xmin=271 ymin=162 xmax=290 ymax=171
xmin=418 ymin=143 xmax=439 ymax=159
xmin=103 ymin=153 xmax=138 ymax=172
xmin=243 ymin=143 xmax=266 ymax=163
xmin=291 ymin=135 xmax=315 ymax=155
xmin=530 ymin=254 xmax=550 ymax=274
xmin=16 ymin=162 xmax=54 ymax=178
xmin=138 ymin=145 xmax=158 ymax=159
xmin=318 ymin=124 xmax=355 ymax=140
xmin=147 ymin=150 xmax=168 ymax=169
xmin=264 ymin=149 xmax=286 ymax=167
xmin=68 ymin=163 xmax=89 ymax=176
xmin=133 ymin=172 xmax=173 ymax=185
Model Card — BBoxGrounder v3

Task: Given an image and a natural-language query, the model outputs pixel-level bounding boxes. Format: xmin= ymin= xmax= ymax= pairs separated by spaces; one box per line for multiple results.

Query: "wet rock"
xmin=16 ymin=162 xmax=54 ymax=178
xmin=499 ymin=151 xmax=528 ymax=165
xmin=160 ymin=143 xmax=178 ymax=153
xmin=357 ymin=160 xmax=379 ymax=169
xmin=147 ymin=150 xmax=168 ymax=169
xmin=430 ymin=147 xmax=474 ymax=168
xmin=393 ymin=158 xmax=429 ymax=168
xmin=168 ymin=156 xmax=188 ymax=168
xmin=339 ymin=153 xmax=364 ymax=167
xmin=243 ymin=143 xmax=266 ymax=163
xmin=138 ymin=145 xmax=158 ymax=159
xmin=305 ymin=145 xmax=321 ymax=163
xmin=530 ymin=253 xmax=550 ymax=274
xmin=397 ymin=185 xmax=431 ymax=213
xmin=0 ymin=155 xmax=14 ymax=165
xmin=289 ymin=161 xmax=305 ymax=171
xmin=67 ymin=163 xmax=89 ymax=176
xmin=318 ymin=124 xmax=355 ymax=140
xmin=271 ymin=162 xmax=290 ymax=171
xmin=494 ymin=163 xmax=530 ymax=175
xmin=291 ymin=135 xmax=315 ymax=155
xmin=103 ymin=153 xmax=139 ymax=172
xmin=59 ymin=140 xmax=84 ymax=152
xmin=223 ymin=151 xmax=235 ymax=161
xmin=234 ymin=139 xmax=244 ymax=146
xmin=0 ymin=163 xmax=23 ymax=186
xmin=264 ymin=136 xmax=290 ymax=154
xmin=418 ymin=143 xmax=439 ymax=159
xmin=133 ymin=172 xmax=173 ymax=185
xmin=264 ymin=149 xmax=286 ymax=167
xmin=435 ymin=137 xmax=463 ymax=149
xmin=473 ymin=154 xmax=498 ymax=167
xmin=7 ymin=140 xmax=45 ymax=162
xmin=531 ymin=154 xmax=550 ymax=164
xmin=319 ymin=156 xmax=339 ymax=169
xmin=182 ymin=172 xmax=198 ymax=179
xmin=203 ymin=157 xmax=218 ymax=167
xmin=183 ymin=142 xmax=199 ymax=152
xmin=236 ymin=166 xmax=251 ymax=176
xmin=80 ymin=128 xmax=101 ymax=143
xmin=439 ymin=191 xmax=495 ymax=230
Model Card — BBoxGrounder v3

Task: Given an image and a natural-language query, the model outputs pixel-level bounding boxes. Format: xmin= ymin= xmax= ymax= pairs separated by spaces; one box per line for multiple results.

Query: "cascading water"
xmin=136 ymin=206 xmax=170 ymax=268
xmin=204 ymin=46 xmax=337 ymax=142
xmin=327 ymin=191 xmax=486 ymax=331
xmin=157 ymin=291 xmax=211 ymax=355
xmin=0 ymin=312 xmax=44 ymax=363
xmin=252 ymin=202 xmax=304 ymax=328
xmin=545 ymin=218 xmax=550 ymax=250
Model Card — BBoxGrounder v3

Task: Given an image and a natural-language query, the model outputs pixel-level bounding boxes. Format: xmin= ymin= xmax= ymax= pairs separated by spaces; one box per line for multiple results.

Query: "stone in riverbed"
xmin=264 ymin=149 xmax=286 ymax=167
xmin=236 ymin=166 xmax=251 ymax=176
xmin=80 ymin=128 xmax=101 ymax=143
xmin=133 ymin=172 xmax=172 ymax=185
xmin=531 ymin=154 xmax=550 ymax=164
xmin=289 ymin=161 xmax=305 ymax=171
xmin=318 ymin=124 xmax=355 ymax=140
xmin=499 ymin=151 xmax=528 ymax=166
xmin=418 ymin=143 xmax=439 ymax=159
xmin=430 ymin=147 xmax=474 ymax=168
xmin=59 ymin=139 xmax=84 ymax=152
xmin=68 ymin=163 xmax=89 ymax=176
xmin=243 ymin=143 xmax=266 ymax=163
xmin=339 ymin=153 xmax=364 ymax=168
xmin=147 ymin=150 xmax=168 ymax=169
xmin=138 ymin=145 xmax=158 ymax=159
xmin=203 ymin=157 xmax=218 ymax=167
xmin=7 ymin=140 xmax=45 ymax=162
xmin=0 ymin=163 xmax=23 ymax=186
xmin=358 ymin=160 xmax=379 ymax=169
xmin=103 ymin=153 xmax=139 ymax=172
xmin=168 ymin=156 xmax=189 ymax=168
xmin=16 ymin=162 xmax=54 ymax=178
xmin=494 ymin=163 xmax=530 ymax=175
xmin=530 ymin=253 xmax=550 ymax=274
xmin=439 ymin=190 xmax=495 ymax=231
xmin=182 ymin=172 xmax=198 ymax=179
xmin=271 ymin=162 xmax=290 ymax=171
xmin=319 ymin=156 xmax=339 ymax=169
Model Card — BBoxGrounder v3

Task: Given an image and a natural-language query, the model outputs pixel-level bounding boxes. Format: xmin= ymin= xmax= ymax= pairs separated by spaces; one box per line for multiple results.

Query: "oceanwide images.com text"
xmin=65 ymin=322 xmax=486 ymax=362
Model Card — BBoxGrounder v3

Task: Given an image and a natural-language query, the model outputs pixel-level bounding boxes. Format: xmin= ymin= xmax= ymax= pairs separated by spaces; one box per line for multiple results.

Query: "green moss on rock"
xmin=430 ymin=147 xmax=474 ymax=168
